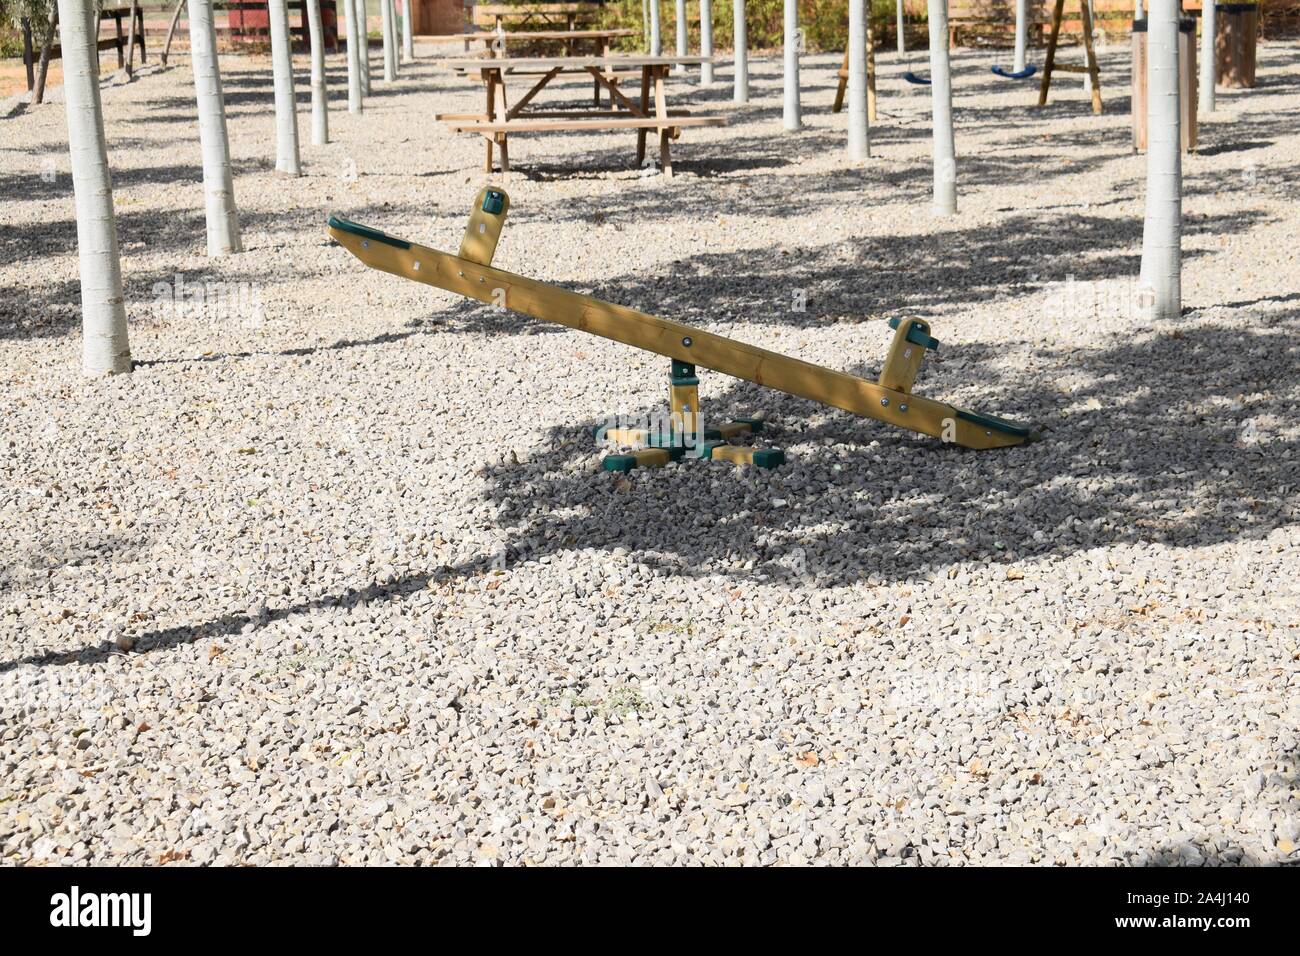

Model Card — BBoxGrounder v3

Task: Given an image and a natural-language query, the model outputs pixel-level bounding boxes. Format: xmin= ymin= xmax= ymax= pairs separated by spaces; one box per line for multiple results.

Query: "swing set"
xmin=326 ymin=188 xmax=1037 ymax=473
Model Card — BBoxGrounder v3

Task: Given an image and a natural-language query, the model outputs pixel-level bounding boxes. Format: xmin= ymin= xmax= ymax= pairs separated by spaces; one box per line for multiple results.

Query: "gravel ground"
xmin=1 ymin=38 xmax=1298 ymax=866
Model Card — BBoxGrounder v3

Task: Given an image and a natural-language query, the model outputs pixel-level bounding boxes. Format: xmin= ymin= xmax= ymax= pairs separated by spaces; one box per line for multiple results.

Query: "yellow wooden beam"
xmin=327 ymin=209 xmax=1035 ymax=451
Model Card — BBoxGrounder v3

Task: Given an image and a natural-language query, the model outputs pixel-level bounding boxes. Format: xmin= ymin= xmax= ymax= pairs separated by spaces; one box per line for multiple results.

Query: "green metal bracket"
xmin=888 ymin=316 xmax=941 ymax=352
xmin=326 ymin=215 xmax=411 ymax=250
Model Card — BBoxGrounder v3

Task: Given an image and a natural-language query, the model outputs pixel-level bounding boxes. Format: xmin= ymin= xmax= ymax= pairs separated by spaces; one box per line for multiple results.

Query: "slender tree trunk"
xmin=124 ymin=0 xmax=139 ymax=76
xmin=306 ymin=0 xmax=329 ymax=143
xmin=188 ymin=0 xmax=242 ymax=255
xmin=1200 ymin=0 xmax=1217 ymax=113
xmin=1136 ymin=0 xmax=1144 ymax=20
xmin=360 ymin=0 xmax=372 ymax=95
xmin=268 ymin=0 xmax=302 ymax=175
xmin=345 ymin=0 xmax=363 ymax=112
xmin=33 ymin=9 xmax=59 ymax=105
xmin=401 ymin=0 xmax=414 ymax=62
xmin=673 ymin=0 xmax=686 ymax=73
xmin=56 ymin=0 xmax=132 ymax=375
xmin=650 ymin=0 xmax=661 ymax=56
xmin=783 ymin=0 xmax=800 ymax=130
xmin=162 ymin=0 xmax=185 ymax=65
xmin=896 ymin=0 xmax=905 ymax=54
xmin=1083 ymin=0 xmax=1094 ymax=95
xmin=699 ymin=0 xmax=713 ymax=85
xmin=927 ymin=0 xmax=956 ymax=215
xmin=380 ymin=0 xmax=396 ymax=80
xmin=733 ymin=0 xmax=747 ymax=102
xmin=1139 ymin=0 xmax=1181 ymax=321
xmin=1014 ymin=0 xmax=1028 ymax=72
xmin=848 ymin=0 xmax=869 ymax=160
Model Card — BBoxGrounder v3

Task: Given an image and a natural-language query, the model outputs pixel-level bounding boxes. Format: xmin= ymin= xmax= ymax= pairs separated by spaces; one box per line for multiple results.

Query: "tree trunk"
xmin=848 ymin=0 xmax=869 ymax=160
xmin=380 ymin=0 xmax=396 ymax=80
xmin=56 ymin=0 xmax=132 ymax=375
xmin=927 ymin=0 xmax=956 ymax=215
xmin=699 ymin=0 xmax=713 ymax=85
xmin=896 ymin=0 xmax=905 ymax=54
xmin=33 ymin=8 xmax=59 ymax=105
xmin=401 ymin=0 xmax=414 ymax=62
xmin=650 ymin=0 xmax=661 ymax=56
xmin=269 ymin=0 xmax=302 ymax=175
xmin=124 ymin=0 xmax=139 ymax=76
xmin=162 ymin=0 xmax=185 ymax=65
xmin=1082 ymin=0 xmax=1094 ymax=95
xmin=1200 ymin=0 xmax=1217 ymax=113
xmin=188 ymin=0 xmax=243 ymax=255
xmin=1136 ymin=0 xmax=1144 ymax=20
xmin=732 ymin=0 xmax=747 ymax=103
xmin=673 ymin=0 xmax=686 ymax=73
xmin=783 ymin=0 xmax=800 ymax=130
xmin=361 ymin=0 xmax=373 ymax=95
xmin=1139 ymin=0 xmax=1181 ymax=321
xmin=306 ymin=0 xmax=329 ymax=144
xmin=1014 ymin=0 xmax=1028 ymax=72
xmin=345 ymin=0 xmax=363 ymax=112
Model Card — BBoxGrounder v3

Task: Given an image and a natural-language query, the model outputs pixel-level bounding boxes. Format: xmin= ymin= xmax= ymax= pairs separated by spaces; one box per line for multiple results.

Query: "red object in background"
xmin=228 ymin=1 xmax=339 ymax=49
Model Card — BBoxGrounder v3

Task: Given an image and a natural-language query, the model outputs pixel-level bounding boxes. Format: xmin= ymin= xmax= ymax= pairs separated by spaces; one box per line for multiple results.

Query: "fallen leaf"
xmin=796 ymin=751 xmax=819 ymax=767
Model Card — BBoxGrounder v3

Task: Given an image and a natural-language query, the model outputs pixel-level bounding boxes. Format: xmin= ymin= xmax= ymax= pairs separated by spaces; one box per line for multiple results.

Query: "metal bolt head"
xmin=682 ymin=336 xmax=692 ymax=347
xmin=899 ymin=403 xmax=909 ymax=412
xmin=880 ymin=397 xmax=889 ymax=407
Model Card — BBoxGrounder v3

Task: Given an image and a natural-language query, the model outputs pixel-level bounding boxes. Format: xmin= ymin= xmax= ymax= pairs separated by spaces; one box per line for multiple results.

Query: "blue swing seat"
xmin=991 ymin=64 xmax=1038 ymax=80
xmin=902 ymin=71 xmax=931 ymax=85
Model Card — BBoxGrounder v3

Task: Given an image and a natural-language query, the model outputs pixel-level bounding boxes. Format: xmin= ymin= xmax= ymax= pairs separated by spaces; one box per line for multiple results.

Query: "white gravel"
xmin=1 ymin=38 xmax=1298 ymax=866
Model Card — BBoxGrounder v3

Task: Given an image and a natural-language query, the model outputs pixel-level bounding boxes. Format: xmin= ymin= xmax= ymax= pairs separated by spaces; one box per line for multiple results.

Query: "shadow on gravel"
xmin=6 ymin=312 xmax=1297 ymax=672
xmin=430 ymin=205 xmax=1266 ymax=337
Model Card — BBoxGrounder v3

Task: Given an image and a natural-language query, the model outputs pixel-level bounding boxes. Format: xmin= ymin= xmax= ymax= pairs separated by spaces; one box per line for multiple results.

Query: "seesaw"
xmin=326 ymin=187 xmax=1037 ymax=472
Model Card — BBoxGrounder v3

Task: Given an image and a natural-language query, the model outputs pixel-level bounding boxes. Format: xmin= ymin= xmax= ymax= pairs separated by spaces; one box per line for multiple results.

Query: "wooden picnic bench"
xmin=20 ymin=5 xmax=147 ymax=90
xmin=472 ymin=2 xmax=605 ymax=31
xmin=948 ymin=0 xmax=1136 ymax=46
xmin=438 ymin=55 xmax=727 ymax=179
xmin=457 ymin=27 xmax=639 ymax=56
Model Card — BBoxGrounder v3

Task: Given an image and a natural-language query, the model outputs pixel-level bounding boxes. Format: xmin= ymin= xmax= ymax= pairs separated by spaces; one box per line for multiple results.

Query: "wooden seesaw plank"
xmin=326 ymin=209 xmax=1036 ymax=452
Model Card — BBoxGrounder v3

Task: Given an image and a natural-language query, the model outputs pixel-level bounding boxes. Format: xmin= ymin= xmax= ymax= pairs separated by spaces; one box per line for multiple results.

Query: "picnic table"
xmin=437 ymin=55 xmax=727 ymax=179
xmin=454 ymin=27 xmax=639 ymax=56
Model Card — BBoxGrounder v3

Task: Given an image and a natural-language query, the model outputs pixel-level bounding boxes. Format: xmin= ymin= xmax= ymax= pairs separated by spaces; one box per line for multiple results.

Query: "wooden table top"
xmin=444 ymin=54 xmax=716 ymax=71
xmin=462 ymin=29 xmax=639 ymax=41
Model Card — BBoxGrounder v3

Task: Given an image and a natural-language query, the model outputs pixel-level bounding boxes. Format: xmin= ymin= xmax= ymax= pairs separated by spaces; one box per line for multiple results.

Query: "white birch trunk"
xmin=650 ymin=0 xmax=661 ymax=55
xmin=896 ymin=0 xmax=906 ymax=54
xmin=188 ymin=0 xmax=243 ymax=256
xmin=733 ymin=0 xmax=747 ymax=103
xmin=699 ymin=0 xmax=714 ymax=85
xmin=1139 ymin=0 xmax=1182 ymax=321
xmin=1136 ymin=0 xmax=1144 ymax=20
xmin=673 ymin=0 xmax=687 ymax=73
xmin=1014 ymin=0 xmax=1028 ymax=72
xmin=783 ymin=0 xmax=800 ymax=131
xmin=361 ymin=0 xmax=372 ymax=95
xmin=56 ymin=0 xmax=132 ymax=375
xmin=1200 ymin=0 xmax=1216 ymax=113
xmin=346 ymin=0 xmax=363 ymax=112
xmin=269 ymin=0 xmax=302 ymax=175
xmin=381 ymin=0 xmax=396 ymax=80
xmin=927 ymin=0 xmax=956 ymax=215
xmin=401 ymin=0 xmax=414 ymax=62
xmin=306 ymin=0 xmax=329 ymax=144
xmin=848 ymin=0 xmax=869 ymax=160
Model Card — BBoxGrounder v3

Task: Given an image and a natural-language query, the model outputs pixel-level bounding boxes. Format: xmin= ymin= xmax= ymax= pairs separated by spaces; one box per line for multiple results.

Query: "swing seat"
xmin=902 ymin=72 xmax=931 ymax=86
xmin=991 ymin=64 xmax=1037 ymax=80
